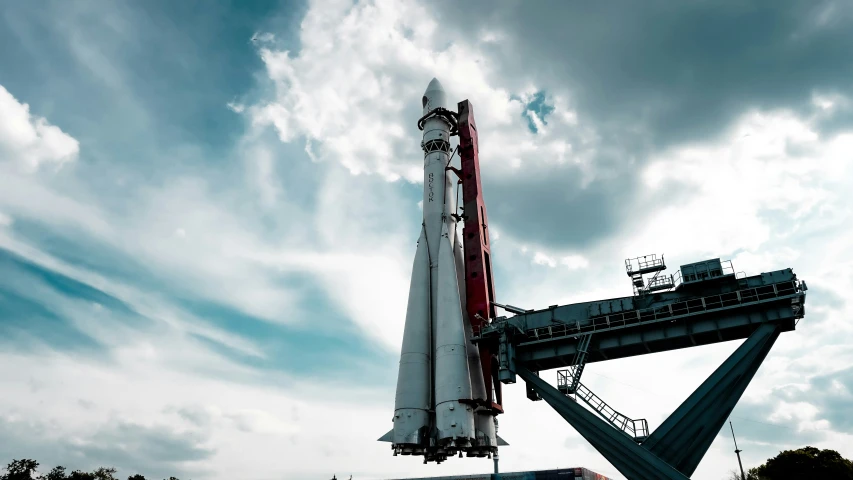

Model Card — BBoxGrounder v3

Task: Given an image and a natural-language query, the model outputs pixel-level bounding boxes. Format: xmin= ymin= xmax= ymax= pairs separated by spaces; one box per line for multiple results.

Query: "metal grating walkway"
xmin=522 ymin=279 xmax=804 ymax=344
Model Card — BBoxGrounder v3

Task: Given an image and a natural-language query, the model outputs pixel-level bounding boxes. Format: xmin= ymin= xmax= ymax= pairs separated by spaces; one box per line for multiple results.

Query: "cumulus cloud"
xmin=531 ymin=252 xmax=589 ymax=271
xmin=0 ymin=84 xmax=79 ymax=172
xmin=633 ymin=109 xmax=851 ymax=258
xmin=244 ymin=0 xmax=585 ymax=186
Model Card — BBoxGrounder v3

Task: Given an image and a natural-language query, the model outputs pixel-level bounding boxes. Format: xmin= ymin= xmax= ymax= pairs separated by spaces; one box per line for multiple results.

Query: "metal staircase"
xmin=558 ymin=370 xmax=649 ymax=443
xmin=626 ymin=254 xmax=667 ymax=296
xmin=565 ymin=334 xmax=592 ymax=394
xmin=645 ymin=269 xmax=674 ymax=293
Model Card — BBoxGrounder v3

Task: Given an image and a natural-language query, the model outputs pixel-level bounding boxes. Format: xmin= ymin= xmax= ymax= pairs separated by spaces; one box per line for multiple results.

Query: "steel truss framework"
xmin=478 ymin=263 xmax=806 ymax=479
xmin=517 ymin=322 xmax=782 ymax=480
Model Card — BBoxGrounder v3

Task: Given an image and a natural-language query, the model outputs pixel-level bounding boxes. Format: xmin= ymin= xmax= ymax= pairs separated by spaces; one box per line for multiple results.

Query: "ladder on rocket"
xmin=557 ymin=335 xmax=649 ymax=443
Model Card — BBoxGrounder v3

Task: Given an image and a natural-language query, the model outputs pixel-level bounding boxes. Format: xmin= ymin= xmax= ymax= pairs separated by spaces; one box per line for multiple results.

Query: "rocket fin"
xmin=378 ymin=429 xmax=394 ymax=442
xmin=497 ymin=435 xmax=509 ymax=446
xmin=391 ymin=226 xmax=432 ymax=445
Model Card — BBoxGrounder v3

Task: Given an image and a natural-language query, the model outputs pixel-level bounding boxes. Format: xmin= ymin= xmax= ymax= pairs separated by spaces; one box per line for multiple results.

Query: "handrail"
xmin=558 ymin=370 xmax=649 ymax=441
xmin=520 ymin=280 xmax=802 ymax=344
xmin=626 ymin=254 xmax=665 ymax=274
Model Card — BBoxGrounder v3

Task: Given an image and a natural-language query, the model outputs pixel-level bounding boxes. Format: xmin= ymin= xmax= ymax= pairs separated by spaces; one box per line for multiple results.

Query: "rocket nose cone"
xmin=422 ymin=77 xmax=448 ymax=113
xmin=426 ymin=77 xmax=444 ymax=94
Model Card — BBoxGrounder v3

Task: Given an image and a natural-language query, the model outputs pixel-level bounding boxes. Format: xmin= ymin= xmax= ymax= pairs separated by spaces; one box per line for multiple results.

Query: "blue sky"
xmin=1 ymin=1 xmax=852 ymax=479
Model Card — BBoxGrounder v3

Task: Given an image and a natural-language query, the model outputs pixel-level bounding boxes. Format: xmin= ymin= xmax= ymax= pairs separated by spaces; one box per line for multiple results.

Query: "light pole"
xmin=730 ymin=421 xmax=746 ymax=480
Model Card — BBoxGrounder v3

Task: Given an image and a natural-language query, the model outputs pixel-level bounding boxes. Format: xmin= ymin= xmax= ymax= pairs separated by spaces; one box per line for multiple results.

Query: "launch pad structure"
xmin=478 ymin=257 xmax=806 ymax=479
xmin=382 ymin=79 xmax=808 ymax=480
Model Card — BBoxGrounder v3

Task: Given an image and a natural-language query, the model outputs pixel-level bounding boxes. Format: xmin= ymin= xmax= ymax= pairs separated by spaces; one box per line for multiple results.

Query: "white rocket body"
xmin=385 ymin=78 xmax=495 ymax=462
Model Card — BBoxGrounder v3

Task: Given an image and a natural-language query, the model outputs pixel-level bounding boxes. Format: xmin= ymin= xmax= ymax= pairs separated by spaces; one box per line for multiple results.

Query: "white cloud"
xmin=240 ymin=142 xmax=281 ymax=207
xmin=533 ymin=251 xmax=557 ymax=267
xmin=561 ymin=254 xmax=589 ymax=270
xmin=250 ymin=31 xmax=275 ymax=45
xmin=633 ymin=109 xmax=850 ymax=259
xmin=0 ymin=170 xmax=113 ymax=238
xmin=0 ymin=232 xmax=266 ymax=361
xmin=226 ymin=101 xmax=245 ymax=113
xmin=234 ymin=163 xmax=413 ymax=348
xmin=246 ymin=0 xmax=587 ymax=185
xmin=0 ymin=347 xmax=389 ymax=480
xmin=530 ymin=252 xmax=587 ymax=270
xmin=0 ymin=84 xmax=79 ymax=172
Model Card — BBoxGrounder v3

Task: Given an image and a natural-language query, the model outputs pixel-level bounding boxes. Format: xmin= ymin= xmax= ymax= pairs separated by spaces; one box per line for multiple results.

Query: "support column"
xmin=642 ymin=322 xmax=781 ymax=476
xmin=517 ymin=366 xmax=689 ymax=480
xmin=517 ymin=321 xmax=782 ymax=480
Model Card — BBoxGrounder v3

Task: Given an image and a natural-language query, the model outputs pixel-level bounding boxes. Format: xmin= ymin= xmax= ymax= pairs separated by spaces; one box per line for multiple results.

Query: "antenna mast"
xmin=730 ymin=421 xmax=746 ymax=480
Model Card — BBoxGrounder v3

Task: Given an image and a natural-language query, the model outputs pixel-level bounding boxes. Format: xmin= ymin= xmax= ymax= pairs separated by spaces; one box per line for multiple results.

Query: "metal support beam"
xmin=642 ymin=322 xmax=781 ymax=476
xmin=517 ymin=366 xmax=689 ymax=480
xmin=516 ymin=322 xmax=782 ymax=479
xmin=525 ymin=371 xmax=542 ymax=401
xmin=498 ymin=331 xmax=516 ymax=383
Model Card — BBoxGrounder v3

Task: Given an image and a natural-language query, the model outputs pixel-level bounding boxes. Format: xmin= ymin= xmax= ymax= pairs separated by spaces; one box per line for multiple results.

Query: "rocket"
xmin=379 ymin=78 xmax=505 ymax=464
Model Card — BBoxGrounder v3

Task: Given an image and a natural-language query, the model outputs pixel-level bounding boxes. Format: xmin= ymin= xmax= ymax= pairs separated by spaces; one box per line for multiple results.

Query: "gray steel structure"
xmin=476 ymin=257 xmax=807 ymax=480
xmin=385 ymin=467 xmax=612 ymax=480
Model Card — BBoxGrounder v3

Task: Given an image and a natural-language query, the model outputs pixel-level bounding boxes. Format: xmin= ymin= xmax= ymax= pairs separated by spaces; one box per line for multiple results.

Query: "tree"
xmin=38 ymin=467 xmax=67 ymax=480
xmin=747 ymin=446 xmax=853 ymax=479
xmin=724 ymin=469 xmax=744 ymax=480
xmin=127 ymin=476 xmax=146 ymax=480
xmin=2 ymin=459 xmax=40 ymax=480
xmin=91 ymin=469 xmax=116 ymax=480
xmin=66 ymin=472 xmax=95 ymax=480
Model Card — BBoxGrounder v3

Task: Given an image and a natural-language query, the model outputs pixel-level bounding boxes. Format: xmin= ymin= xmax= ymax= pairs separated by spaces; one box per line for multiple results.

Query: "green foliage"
xmin=91 ymin=469 xmax=116 ymax=480
xmin=747 ymin=446 xmax=853 ymax=479
xmin=2 ymin=460 xmax=155 ymax=480
xmin=67 ymin=472 xmax=95 ymax=480
xmin=38 ymin=466 xmax=67 ymax=480
xmin=2 ymin=459 xmax=40 ymax=480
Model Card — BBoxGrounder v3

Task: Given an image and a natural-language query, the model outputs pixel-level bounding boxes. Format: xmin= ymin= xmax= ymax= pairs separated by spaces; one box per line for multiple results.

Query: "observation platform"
xmin=476 ymin=257 xmax=806 ymax=479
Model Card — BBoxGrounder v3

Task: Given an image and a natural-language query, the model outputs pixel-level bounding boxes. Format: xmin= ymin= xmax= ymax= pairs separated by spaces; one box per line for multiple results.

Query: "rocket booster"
xmin=379 ymin=79 xmax=502 ymax=464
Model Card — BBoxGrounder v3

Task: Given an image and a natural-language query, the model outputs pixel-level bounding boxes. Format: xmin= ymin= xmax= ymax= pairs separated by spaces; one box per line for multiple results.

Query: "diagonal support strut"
xmin=641 ymin=322 xmax=781 ymax=476
xmin=517 ymin=321 xmax=782 ymax=479
xmin=517 ymin=366 xmax=689 ymax=480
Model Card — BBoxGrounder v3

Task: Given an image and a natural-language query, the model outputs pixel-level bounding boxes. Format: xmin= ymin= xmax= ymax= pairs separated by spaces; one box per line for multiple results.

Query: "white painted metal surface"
xmin=387 ymin=78 xmax=495 ymax=461
xmin=391 ymin=227 xmax=431 ymax=448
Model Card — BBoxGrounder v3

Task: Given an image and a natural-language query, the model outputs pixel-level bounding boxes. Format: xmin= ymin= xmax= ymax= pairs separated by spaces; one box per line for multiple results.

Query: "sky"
xmin=0 ymin=0 xmax=852 ymax=479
